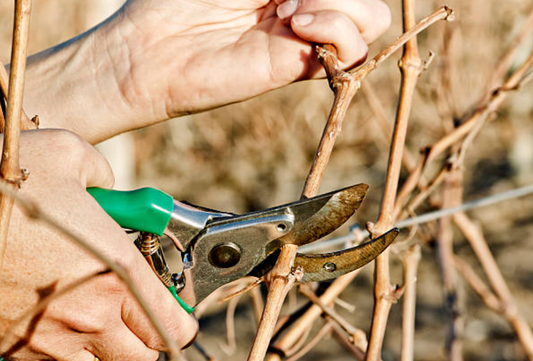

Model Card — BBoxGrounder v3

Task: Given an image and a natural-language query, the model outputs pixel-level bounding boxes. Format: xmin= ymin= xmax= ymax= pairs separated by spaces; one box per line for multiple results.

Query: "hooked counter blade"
xmin=294 ymin=228 xmax=399 ymax=283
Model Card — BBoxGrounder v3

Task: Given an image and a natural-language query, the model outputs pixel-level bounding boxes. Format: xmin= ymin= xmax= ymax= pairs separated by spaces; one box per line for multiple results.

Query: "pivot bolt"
xmin=209 ymin=243 xmax=242 ymax=268
xmin=323 ymin=262 xmax=337 ymax=272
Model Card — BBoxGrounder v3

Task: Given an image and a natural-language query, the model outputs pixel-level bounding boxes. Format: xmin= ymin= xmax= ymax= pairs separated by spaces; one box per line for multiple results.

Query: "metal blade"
xmin=272 ymin=183 xmax=368 ymax=250
xmin=206 ymin=184 xmax=368 ymax=234
xmin=294 ymin=228 xmax=399 ymax=283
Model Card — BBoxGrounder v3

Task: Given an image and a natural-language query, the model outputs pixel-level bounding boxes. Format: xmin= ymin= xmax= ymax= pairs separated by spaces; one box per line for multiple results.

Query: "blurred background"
xmin=1 ymin=0 xmax=533 ymax=360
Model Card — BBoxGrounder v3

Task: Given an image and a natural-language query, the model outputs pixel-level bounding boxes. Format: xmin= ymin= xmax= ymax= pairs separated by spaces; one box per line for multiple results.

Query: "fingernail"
xmin=277 ymin=0 xmax=299 ymax=19
xmin=292 ymin=13 xmax=314 ymax=26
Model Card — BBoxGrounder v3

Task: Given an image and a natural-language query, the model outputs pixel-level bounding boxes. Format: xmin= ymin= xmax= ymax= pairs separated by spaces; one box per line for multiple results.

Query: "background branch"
xmin=0 ymin=0 xmax=32 ymax=273
xmin=365 ymin=1 xmax=426 ymax=359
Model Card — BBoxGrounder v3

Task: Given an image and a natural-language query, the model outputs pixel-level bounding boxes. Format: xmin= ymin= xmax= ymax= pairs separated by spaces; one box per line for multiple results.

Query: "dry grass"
xmin=2 ymin=0 xmax=533 ymax=360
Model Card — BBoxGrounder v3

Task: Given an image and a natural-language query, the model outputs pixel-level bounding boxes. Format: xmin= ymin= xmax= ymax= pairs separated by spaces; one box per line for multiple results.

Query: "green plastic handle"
xmin=87 ymin=187 xmax=174 ymax=236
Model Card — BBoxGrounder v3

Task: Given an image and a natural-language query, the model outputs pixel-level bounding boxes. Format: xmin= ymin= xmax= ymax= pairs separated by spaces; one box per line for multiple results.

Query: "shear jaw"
xmin=161 ymin=183 xmax=399 ymax=307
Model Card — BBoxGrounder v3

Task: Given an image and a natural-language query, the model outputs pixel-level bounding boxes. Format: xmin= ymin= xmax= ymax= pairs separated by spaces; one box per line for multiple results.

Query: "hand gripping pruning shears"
xmin=88 ymin=184 xmax=399 ymax=313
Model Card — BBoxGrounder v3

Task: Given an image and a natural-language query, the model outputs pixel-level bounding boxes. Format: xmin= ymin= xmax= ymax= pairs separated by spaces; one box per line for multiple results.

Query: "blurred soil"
xmin=2 ymin=0 xmax=533 ymax=360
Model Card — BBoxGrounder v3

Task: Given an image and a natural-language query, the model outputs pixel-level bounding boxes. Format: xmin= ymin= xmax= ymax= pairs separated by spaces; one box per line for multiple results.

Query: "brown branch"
xmin=481 ymin=5 xmax=533 ymax=103
xmin=331 ymin=323 xmax=366 ymax=361
xmin=222 ymin=295 xmax=242 ymax=355
xmin=285 ymin=322 xmax=333 ymax=361
xmin=361 ymin=82 xmax=418 ymax=173
xmin=350 ymin=6 xmax=453 ymax=82
xmin=248 ymin=244 xmax=301 ymax=361
xmin=396 ymin=163 xmax=450 ymax=221
xmin=454 ymin=213 xmax=533 ymax=359
xmin=250 ymin=43 xmax=353 ymax=361
xmin=396 ymin=46 xmax=533 ymax=213
xmin=267 ymin=271 xmax=361 ymax=361
xmin=251 ymin=7 xmax=454 ymax=361
xmin=298 ymin=284 xmax=359 ymax=338
xmin=303 ymin=5 xmax=453 ymax=198
xmin=0 ymin=180 xmax=183 ymax=360
xmin=456 ymin=49 xmax=533 ymax=166
xmin=453 ymin=256 xmax=502 ymax=314
xmin=301 ymin=44 xmax=358 ymax=198
xmin=365 ymin=1 xmax=428 ymax=359
xmin=438 ymin=167 xmax=464 ymax=361
xmin=0 ymin=0 xmax=32 ymax=273
xmin=400 ymin=245 xmax=421 ymax=361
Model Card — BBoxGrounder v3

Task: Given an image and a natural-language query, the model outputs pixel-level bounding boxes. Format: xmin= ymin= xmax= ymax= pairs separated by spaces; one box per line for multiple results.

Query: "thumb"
xmin=121 ymin=255 xmax=198 ymax=350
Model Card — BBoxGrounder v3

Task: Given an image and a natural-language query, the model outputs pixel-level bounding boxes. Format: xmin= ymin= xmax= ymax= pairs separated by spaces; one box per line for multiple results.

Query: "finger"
xmin=121 ymin=255 xmax=199 ymax=350
xmin=88 ymin=325 xmax=160 ymax=361
xmin=289 ymin=0 xmax=391 ymax=43
xmin=291 ymin=10 xmax=368 ymax=67
xmin=81 ymin=145 xmax=115 ymax=189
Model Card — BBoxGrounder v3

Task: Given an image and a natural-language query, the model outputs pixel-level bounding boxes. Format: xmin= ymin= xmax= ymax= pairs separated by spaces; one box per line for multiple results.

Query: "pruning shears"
xmin=88 ymin=184 xmax=399 ymax=313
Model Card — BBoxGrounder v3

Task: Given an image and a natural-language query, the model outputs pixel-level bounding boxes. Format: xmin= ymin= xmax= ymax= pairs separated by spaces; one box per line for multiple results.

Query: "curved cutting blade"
xmin=294 ymin=228 xmax=399 ymax=283
xmin=265 ymin=183 xmax=369 ymax=254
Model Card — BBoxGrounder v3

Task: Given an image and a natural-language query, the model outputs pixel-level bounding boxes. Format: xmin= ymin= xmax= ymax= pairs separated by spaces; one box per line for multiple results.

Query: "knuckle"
xmin=95 ymin=271 xmax=128 ymax=298
xmin=328 ymin=13 xmax=350 ymax=34
xmin=48 ymin=129 xmax=91 ymax=156
xmin=47 ymin=129 xmax=111 ymax=177
xmin=166 ymin=316 xmax=199 ymax=349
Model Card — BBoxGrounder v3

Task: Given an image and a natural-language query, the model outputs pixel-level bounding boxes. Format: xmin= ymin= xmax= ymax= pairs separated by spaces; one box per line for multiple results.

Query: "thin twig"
xmin=361 ymin=82 xmax=418 ymax=172
xmin=285 ymin=322 xmax=333 ymax=361
xmin=351 ymin=6 xmax=453 ymax=82
xmin=481 ymin=5 xmax=533 ymax=103
xmin=400 ymin=245 xmax=421 ymax=361
xmin=251 ymin=7 xmax=454 ymax=360
xmin=395 ymin=163 xmax=451 ymax=221
xmin=454 ymin=213 xmax=533 ymax=358
xmin=453 ymin=256 xmax=502 ymax=313
xmin=331 ymin=323 xmax=366 ymax=361
xmin=0 ymin=0 xmax=32 ymax=273
xmin=266 ymin=271 xmax=361 ymax=361
xmin=301 ymin=44 xmax=358 ymax=199
xmin=396 ymin=47 xmax=533 ymax=212
xmin=222 ymin=295 xmax=241 ymax=355
xmin=437 ymin=166 xmax=464 ymax=361
xmin=298 ymin=284 xmax=359 ymax=337
xmin=365 ymin=1 xmax=427 ymax=359
xmin=248 ymin=245 xmax=301 ymax=361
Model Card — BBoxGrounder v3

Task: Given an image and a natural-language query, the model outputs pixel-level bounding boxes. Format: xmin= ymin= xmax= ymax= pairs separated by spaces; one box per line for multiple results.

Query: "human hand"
xmin=109 ymin=0 xmax=390 ymax=115
xmin=24 ymin=0 xmax=390 ymax=143
xmin=0 ymin=130 xmax=197 ymax=360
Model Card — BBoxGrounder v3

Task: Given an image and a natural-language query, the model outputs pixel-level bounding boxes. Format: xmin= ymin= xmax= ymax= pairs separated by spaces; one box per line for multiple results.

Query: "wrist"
xmin=23 ymin=19 xmax=163 ymax=144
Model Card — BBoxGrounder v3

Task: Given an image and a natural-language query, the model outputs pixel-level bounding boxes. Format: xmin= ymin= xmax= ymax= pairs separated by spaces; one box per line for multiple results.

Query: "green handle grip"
xmin=87 ymin=187 xmax=174 ymax=236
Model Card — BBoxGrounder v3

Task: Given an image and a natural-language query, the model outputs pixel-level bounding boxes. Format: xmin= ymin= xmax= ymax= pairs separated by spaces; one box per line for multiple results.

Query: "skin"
xmin=24 ymin=0 xmax=391 ymax=144
xmin=2 ymin=0 xmax=391 ymax=359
